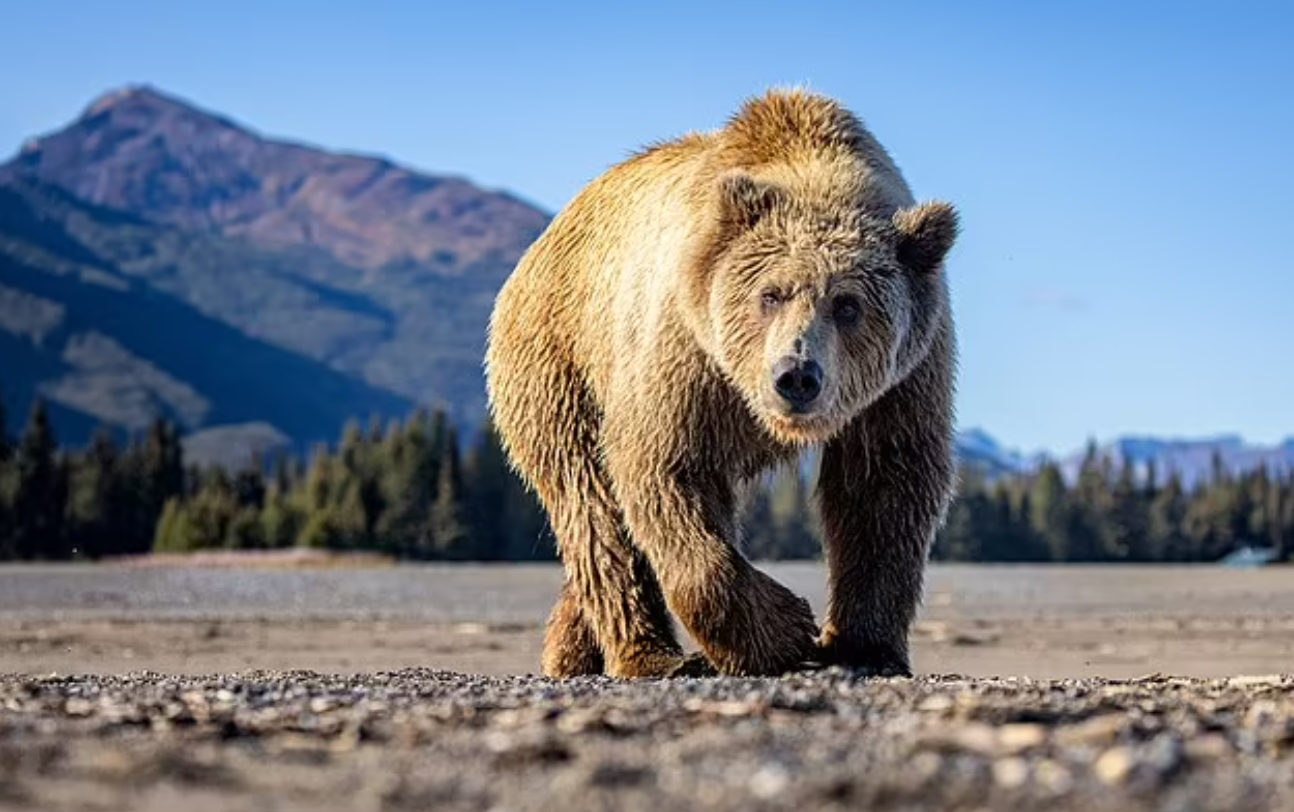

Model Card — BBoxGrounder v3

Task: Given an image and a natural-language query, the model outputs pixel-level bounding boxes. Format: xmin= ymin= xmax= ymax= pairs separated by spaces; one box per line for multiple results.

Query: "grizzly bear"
xmin=484 ymin=88 xmax=958 ymax=679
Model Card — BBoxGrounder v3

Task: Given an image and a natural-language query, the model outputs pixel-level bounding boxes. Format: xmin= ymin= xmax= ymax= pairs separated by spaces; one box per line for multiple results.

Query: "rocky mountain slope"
xmin=0 ymin=180 xmax=413 ymax=459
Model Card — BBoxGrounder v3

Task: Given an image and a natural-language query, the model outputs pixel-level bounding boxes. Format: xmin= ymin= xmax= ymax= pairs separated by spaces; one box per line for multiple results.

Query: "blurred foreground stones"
xmin=2 ymin=669 xmax=1293 ymax=812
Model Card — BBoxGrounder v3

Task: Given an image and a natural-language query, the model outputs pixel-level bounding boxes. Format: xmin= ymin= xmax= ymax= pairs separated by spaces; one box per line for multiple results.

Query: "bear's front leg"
xmin=815 ymin=359 xmax=956 ymax=678
xmin=607 ymin=452 xmax=819 ymax=677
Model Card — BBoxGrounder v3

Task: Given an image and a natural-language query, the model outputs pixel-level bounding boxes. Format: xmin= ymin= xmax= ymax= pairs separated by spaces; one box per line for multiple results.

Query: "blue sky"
xmin=2 ymin=1 xmax=1291 ymax=454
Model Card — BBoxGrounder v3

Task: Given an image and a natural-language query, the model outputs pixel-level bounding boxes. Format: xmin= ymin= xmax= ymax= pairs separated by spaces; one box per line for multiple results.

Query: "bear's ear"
xmin=716 ymin=172 xmax=784 ymax=235
xmin=892 ymin=201 xmax=959 ymax=275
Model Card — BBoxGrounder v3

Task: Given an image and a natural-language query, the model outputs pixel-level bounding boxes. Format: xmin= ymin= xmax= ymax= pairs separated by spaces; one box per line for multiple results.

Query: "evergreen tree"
xmin=374 ymin=409 xmax=438 ymax=555
xmin=225 ymin=508 xmax=266 ymax=550
xmin=1146 ymin=471 xmax=1187 ymax=561
xmin=298 ymin=448 xmax=335 ymax=516
xmin=1190 ymin=470 xmax=1242 ymax=561
xmin=122 ymin=418 xmax=186 ymax=554
xmin=297 ymin=509 xmax=346 ymax=549
xmin=67 ymin=429 xmax=128 ymax=560
xmin=339 ymin=420 xmax=365 ymax=471
xmin=270 ymin=452 xmax=294 ymax=496
xmin=9 ymin=400 xmax=68 ymax=560
xmin=330 ymin=478 xmax=371 ymax=550
xmin=933 ymin=485 xmax=982 ymax=561
xmin=428 ymin=425 xmax=469 ymax=559
xmin=367 ymin=413 xmax=386 ymax=444
xmin=0 ymin=477 xmax=10 ymax=560
xmin=1278 ymin=472 xmax=1294 ymax=562
xmin=231 ymin=464 xmax=267 ymax=509
xmin=259 ymin=485 xmax=304 ymax=549
xmin=153 ymin=498 xmax=190 ymax=554
xmin=740 ymin=483 xmax=776 ymax=559
xmin=0 ymin=388 xmax=11 ymax=463
xmin=464 ymin=419 xmax=513 ymax=561
xmin=767 ymin=467 xmax=820 ymax=560
xmin=1030 ymin=463 xmax=1071 ymax=561
xmin=980 ymin=483 xmax=1028 ymax=561
xmin=1104 ymin=457 xmax=1144 ymax=561
xmin=1244 ymin=467 xmax=1273 ymax=549
xmin=174 ymin=469 xmax=239 ymax=551
xmin=0 ymin=391 xmax=11 ymax=558
xmin=1270 ymin=472 xmax=1289 ymax=562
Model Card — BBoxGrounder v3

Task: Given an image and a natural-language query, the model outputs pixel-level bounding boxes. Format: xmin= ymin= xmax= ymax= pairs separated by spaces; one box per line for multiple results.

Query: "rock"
xmin=1055 ymin=714 xmax=1125 ymax=747
xmin=1228 ymin=675 xmax=1287 ymax=689
xmin=1184 ymin=733 xmax=1233 ymax=761
xmin=62 ymin=698 xmax=94 ymax=717
xmin=998 ymin=723 xmax=1049 ymax=754
xmin=749 ymin=762 xmax=791 ymax=799
xmin=918 ymin=722 xmax=999 ymax=756
xmin=1035 ymin=760 xmax=1075 ymax=795
xmin=1093 ymin=746 xmax=1136 ymax=785
xmin=992 ymin=757 xmax=1031 ymax=789
xmin=916 ymin=694 xmax=955 ymax=713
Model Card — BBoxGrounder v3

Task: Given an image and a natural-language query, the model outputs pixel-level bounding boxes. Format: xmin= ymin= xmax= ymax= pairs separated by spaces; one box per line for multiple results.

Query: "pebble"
xmin=992 ymin=757 xmax=1031 ymax=789
xmin=1228 ymin=675 xmax=1286 ymax=689
xmin=1035 ymin=759 xmax=1075 ymax=795
xmin=1184 ymin=733 xmax=1232 ymax=761
xmin=1055 ymin=713 xmax=1125 ymax=747
xmin=748 ymin=762 xmax=791 ymax=798
xmin=997 ymin=723 xmax=1048 ymax=754
xmin=919 ymin=722 xmax=999 ymax=756
xmin=1093 ymin=746 xmax=1136 ymax=785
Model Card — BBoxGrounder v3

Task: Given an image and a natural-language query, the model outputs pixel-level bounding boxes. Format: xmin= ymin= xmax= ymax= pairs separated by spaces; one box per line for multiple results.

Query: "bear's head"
xmin=702 ymin=171 xmax=958 ymax=446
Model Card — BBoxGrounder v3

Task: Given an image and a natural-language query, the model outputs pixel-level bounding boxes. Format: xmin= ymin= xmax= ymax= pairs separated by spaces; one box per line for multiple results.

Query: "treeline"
xmin=0 ymin=399 xmax=185 ymax=561
xmin=0 ymin=391 xmax=1289 ymax=564
xmin=934 ymin=448 xmax=1292 ymax=563
xmin=0 ymin=395 xmax=553 ymax=561
xmin=153 ymin=409 xmax=550 ymax=560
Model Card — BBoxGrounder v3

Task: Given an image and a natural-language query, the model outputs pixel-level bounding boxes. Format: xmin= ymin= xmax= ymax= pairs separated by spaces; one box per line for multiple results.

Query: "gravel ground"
xmin=3 ymin=668 xmax=1293 ymax=812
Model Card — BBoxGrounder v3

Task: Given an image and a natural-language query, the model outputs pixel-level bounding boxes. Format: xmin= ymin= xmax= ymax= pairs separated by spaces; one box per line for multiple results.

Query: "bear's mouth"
xmin=763 ymin=410 xmax=840 ymax=445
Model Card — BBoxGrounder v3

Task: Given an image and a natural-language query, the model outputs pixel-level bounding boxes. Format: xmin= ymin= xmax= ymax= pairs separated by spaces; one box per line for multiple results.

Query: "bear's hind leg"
xmin=542 ymin=579 xmax=604 ymax=677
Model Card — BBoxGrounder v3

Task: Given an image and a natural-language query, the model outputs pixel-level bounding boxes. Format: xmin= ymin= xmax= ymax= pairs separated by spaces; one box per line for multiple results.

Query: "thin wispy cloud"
xmin=1023 ymin=287 xmax=1090 ymax=312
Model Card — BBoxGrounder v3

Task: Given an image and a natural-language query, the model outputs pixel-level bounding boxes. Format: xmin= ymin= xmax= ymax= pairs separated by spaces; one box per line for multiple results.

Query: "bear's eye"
xmin=760 ymin=290 xmax=784 ymax=311
xmin=833 ymin=295 xmax=862 ymax=325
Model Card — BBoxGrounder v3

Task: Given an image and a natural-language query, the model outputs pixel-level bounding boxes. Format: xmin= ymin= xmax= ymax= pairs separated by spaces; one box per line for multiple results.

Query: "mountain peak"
xmin=75 ymin=84 xmax=251 ymax=143
xmin=84 ymin=84 xmax=177 ymax=116
xmin=2 ymin=86 xmax=550 ymax=272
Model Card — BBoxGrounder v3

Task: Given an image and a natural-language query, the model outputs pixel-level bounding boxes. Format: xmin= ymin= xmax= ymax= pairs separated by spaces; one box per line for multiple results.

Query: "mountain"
xmin=0 ymin=85 xmax=551 ymax=459
xmin=2 ymin=86 xmax=549 ymax=274
xmin=955 ymin=427 xmax=1294 ymax=489
xmin=1055 ymin=435 xmax=1294 ymax=489
xmin=955 ymin=428 xmax=1044 ymax=478
xmin=0 ymin=180 xmax=414 ymax=459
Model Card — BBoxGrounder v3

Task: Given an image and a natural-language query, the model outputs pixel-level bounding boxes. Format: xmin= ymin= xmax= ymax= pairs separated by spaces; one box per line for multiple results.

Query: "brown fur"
xmin=485 ymin=88 xmax=959 ymax=678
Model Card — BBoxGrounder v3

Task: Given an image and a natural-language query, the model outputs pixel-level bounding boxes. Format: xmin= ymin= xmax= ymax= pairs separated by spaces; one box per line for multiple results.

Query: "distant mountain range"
xmin=1 ymin=85 xmax=1289 ymax=483
xmin=957 ymin=429 xmax=1294 ymax=489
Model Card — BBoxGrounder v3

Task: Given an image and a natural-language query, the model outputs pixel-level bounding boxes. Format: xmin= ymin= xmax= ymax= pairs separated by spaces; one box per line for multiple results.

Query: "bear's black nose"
xmin=773 ymin=358 xmax=823 ymax=408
